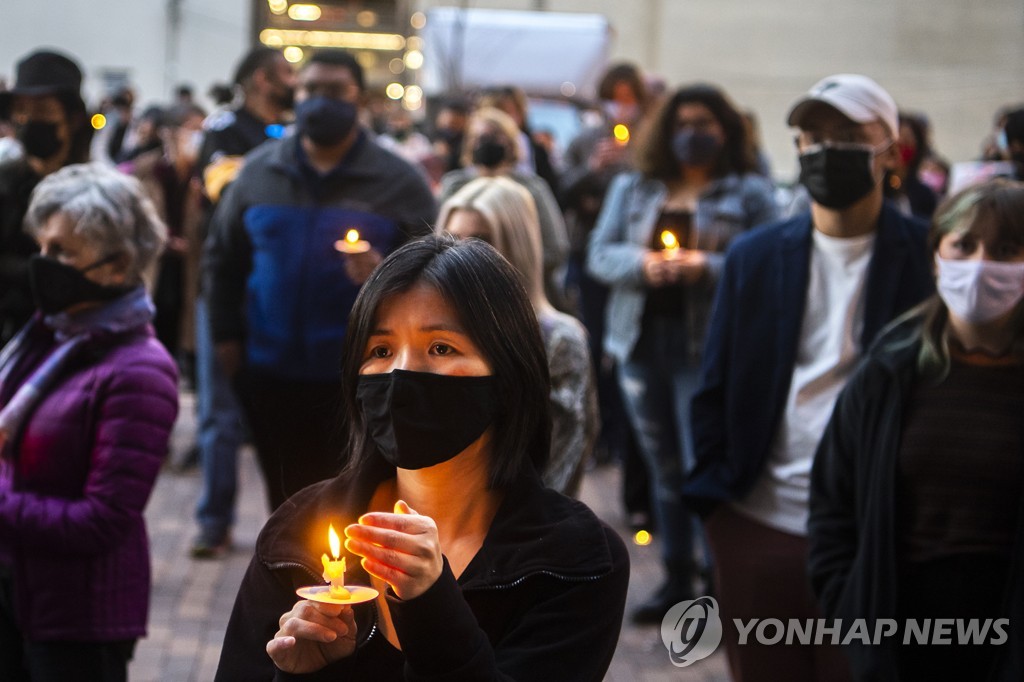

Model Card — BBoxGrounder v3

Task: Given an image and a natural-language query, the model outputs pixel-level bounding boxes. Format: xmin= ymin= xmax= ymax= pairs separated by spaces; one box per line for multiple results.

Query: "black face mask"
xmin=29 ymin=254 xmax=130 ymax=315
xmin=17 ymin=121 xmax=63 ymax=160
xmin=798 ymin=144 xmax=879 ymax=210
xmin=295 ymin=96 xmax=358 ymax=147
xmin=471 ymin=135 xmax=508 ymax=169
xmin=356 ymin=369 xmax=499 ymax=470
xmin=271 ymin=86 xmax=295 ymax=111
xmin=671 ymin=129 xmax=722 ymax=167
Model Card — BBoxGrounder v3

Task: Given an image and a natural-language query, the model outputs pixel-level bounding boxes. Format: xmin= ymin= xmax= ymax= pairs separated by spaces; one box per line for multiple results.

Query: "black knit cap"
xmin=0 ymin=49 xmax=84 ymax=118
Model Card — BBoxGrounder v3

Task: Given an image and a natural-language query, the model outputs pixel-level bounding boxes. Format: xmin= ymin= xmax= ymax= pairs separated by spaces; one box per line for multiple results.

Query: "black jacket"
xmin=215 ymin=464 xmax=630 ymax=681
xmin=808 ymin=318 xmax=1024 ymax=681
xmin=0 ymin=160 xmax=42 ymax=343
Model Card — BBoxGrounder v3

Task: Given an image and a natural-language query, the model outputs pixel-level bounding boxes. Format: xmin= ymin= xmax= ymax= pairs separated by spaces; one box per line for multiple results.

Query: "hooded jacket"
xmin=215 ymin=463 xmax=630 ymax=681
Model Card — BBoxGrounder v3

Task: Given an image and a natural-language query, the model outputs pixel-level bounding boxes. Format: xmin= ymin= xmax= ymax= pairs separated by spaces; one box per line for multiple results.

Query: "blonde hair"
xmin=436 ymin=176 xmax=550 ymax=313
xmin=460 ymin=106 xmax=522 ymax=168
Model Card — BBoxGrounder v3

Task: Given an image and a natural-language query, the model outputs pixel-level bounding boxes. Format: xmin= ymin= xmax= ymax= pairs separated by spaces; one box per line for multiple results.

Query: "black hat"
xmin=0 ymin=49 xmax=84 ymax=118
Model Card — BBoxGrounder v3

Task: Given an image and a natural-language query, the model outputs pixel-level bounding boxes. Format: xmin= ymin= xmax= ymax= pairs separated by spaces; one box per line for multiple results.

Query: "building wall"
xmin=0 ymin=1 xmax=250 ymax=111
xmin=2 ymin=0 xmax=1022 ymax=178
xmin=417 ymin=0 xmax=1024 ymax=178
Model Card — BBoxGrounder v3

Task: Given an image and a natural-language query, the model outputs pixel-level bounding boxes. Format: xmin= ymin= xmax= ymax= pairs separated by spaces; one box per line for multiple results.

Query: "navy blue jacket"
xmin=683 ymin=202 xmax=934 ymax=515
xmin=205 ymin=133 xmax=436 ymax=382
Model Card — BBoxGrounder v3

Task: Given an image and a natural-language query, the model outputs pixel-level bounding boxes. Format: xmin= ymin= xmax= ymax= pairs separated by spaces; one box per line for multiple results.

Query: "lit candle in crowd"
xmin=321 ymin=524 xmax=350 ymax=599
xmin=335 ymin=228 xmax=371 ymax=254
xmin=660 ymin=230 xmax=680 ymax=260
xmin=613 ymin=123 xmax=630 ymax=146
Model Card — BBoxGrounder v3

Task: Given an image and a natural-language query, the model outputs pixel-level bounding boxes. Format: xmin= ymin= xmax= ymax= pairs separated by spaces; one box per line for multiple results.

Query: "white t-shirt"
xmin=732 ymin=228 xmax=876 ymax=536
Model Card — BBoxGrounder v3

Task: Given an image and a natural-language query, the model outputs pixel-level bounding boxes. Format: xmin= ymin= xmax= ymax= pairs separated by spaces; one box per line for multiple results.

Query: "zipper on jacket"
xmin=468 ymin=569 xmax=609 ymax=592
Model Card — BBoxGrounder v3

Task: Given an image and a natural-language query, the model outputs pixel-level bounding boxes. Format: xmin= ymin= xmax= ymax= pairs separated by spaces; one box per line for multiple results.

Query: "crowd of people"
xmin=0 ymin=41 xmax=1023 ymax=682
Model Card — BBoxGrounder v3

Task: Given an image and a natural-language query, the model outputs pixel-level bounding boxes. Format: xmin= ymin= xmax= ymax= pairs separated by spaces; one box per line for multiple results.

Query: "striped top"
xmin=897 ymin=356 xmax=1024 ymax=564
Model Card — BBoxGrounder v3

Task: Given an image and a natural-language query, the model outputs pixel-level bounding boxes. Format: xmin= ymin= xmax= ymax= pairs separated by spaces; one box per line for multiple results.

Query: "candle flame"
xmin=613 ymin=124 xmax=630 ymax=144
xmin=345 ymin=229 xmax=360 ymax=244
xmin=660 ymin=231 xmax=679 ymax=250
xmin=328 ymin=523 xmax=341 ymax=559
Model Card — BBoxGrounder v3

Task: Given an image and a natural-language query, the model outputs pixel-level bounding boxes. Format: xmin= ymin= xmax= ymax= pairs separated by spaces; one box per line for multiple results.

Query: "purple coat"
xmin=0 ymin=324 xmax=178 ymax=641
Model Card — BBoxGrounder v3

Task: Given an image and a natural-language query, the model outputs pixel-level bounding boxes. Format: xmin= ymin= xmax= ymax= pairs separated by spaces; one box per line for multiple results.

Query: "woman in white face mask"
xmin=808 ymin=178 xmax=1024 ymax=682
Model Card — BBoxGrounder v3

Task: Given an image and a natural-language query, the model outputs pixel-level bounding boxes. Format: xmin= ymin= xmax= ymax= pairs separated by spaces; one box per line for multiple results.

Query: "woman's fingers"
xmin=343 ymin=502 xmax=443 ymax=600
xmin=277 ymin=601 xmax=351 ymax=643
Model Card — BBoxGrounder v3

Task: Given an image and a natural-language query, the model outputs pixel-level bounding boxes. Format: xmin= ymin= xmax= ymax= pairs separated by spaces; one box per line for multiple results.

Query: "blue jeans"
xmin=194 ymin=297 xmax=245 ymax=540
xmin=617 ymin=315 xmax=702 ymax=571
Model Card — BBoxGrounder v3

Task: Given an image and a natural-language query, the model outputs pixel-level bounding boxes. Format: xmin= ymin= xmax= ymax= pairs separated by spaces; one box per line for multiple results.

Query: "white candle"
xmin=335 ymin=229 xmax=371 ymax=254
xmin=321 ymin=524 xmax=350 ymax=599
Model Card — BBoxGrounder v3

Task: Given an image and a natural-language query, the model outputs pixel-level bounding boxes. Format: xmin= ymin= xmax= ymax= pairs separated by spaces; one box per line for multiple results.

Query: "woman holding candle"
xmin=809 ymin=179 xmax=1024 ymax=680
xmin=0 ymin=163 xmax=178 ymax=680
xmin=436 ymin=176 xmax=598 ymax=496
xmin=216 ymin=236 xmax=628 ymax=681
xmin=586 ymin=83 xmax=777 ymax=623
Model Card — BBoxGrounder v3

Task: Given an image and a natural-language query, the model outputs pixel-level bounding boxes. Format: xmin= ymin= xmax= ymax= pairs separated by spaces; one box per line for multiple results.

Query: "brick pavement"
xmin=131 ymin=391 xmax=730 ymax=681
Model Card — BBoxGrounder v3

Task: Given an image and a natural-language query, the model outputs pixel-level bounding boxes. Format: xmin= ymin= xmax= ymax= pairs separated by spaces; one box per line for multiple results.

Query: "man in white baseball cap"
xmin=684 ymin=74 xmax=934 ymax=682
xmin=788 ymin=73 xmax=899 ymax=140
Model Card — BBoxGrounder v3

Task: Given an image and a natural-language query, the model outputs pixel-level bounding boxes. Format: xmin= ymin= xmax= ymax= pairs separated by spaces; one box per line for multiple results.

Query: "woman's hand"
xmin=663 ymin=249 xmax=708 ymax=285
xmin=343 ymin=248 xmax=383 ymax=285
xmin=266 ymin=600 xmax=357 ymax=673
xmin=345 ymin=501 xmax=444 ymax=601
xmin=642 ymin=251 xmax=673 ymax=287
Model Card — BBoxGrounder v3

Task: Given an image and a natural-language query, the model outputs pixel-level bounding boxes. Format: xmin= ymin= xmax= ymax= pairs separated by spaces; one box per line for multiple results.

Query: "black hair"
xmin=207 ymin=83 xmax=234 ymax=106
xmin=899 ymin=111 xmax=931 ymax=175
xmin=57 ymin=91 xmax=92 ymax=165
xmin=339 ymin=235 xmax=551 ymax=489
xmin=306 ymin=49 xmax=365 ymax=92
xmin=1004 ymin=108 xmax=1024 ymax=147
xmin=232 ymin=46 xmax=283 ymax=87
xmin=597 ymin=62 xmax=648 ymax=108
xmin=634 ymin=83 xmax=755 ymax=180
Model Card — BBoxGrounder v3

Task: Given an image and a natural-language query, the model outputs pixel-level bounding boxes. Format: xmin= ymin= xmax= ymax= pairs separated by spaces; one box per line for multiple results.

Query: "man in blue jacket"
xmin=204 ymin=49 xmax=436 ymax=511
xmin=684 ymin=75 xmax=934 ymax=681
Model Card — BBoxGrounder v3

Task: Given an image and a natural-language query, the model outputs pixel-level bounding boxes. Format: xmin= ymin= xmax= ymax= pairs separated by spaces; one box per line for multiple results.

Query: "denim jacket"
xmin=586 ymin=170 xmax=777 ymax=364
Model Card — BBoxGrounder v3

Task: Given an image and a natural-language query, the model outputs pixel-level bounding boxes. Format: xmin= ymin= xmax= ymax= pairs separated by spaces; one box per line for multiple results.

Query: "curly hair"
xmin=633 ymin=83 xmax=756 ymax=181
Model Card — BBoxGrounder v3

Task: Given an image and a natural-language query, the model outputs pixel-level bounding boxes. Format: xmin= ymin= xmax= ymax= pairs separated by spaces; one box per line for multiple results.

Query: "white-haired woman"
xmin=0 ymin=163 xmax=178 ymax=681
xmin=438 ymin=176 xmax=598 ymax=495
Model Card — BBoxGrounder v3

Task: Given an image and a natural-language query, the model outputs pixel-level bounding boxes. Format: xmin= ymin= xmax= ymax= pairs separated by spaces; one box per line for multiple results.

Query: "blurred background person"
xmin=430 ymin=96 xmax=469 ymax=174
xmin=204 ymin=48 xmax=436 ymax=512
xmin=479 ymin=85 xmax=561 ymax=197
xmin=810 ymin=179 xmax=1024 ymax=680
xmin=437 ymin=176 xmax=598 ymax=496
xmin=996 ymin=107 xmax=1024 ymax=180
xmin=686 ymin=74 xmax=933 ymax=682
xmin=376 ymin=106 xmax=442 ymax=188
xmin=587 ymin=83 xmax=777 ymax=623
xmin=119 ymin=102 xmax=207 ymax=367
xmin=439 ymin=105 xmax=569 ymax=310
xmin=561 ymin=62 xmax=652 ymax=532
xmin=0 ymin=49 xmax=92 ymax=346
xmin=114 ymin=105 xmax=165 ymax=164
xmin=885 ymin=111 xmax=940 ymax=219
xmin=189 ymin=45 xmax=295 ymax=558
xmin=0 ymin=163 xmax=177 ymax=681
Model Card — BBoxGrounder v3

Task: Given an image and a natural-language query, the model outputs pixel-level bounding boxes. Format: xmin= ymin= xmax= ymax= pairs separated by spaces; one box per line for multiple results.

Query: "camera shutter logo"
xmin=660 ymin=596 xmax=723 ymax=667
